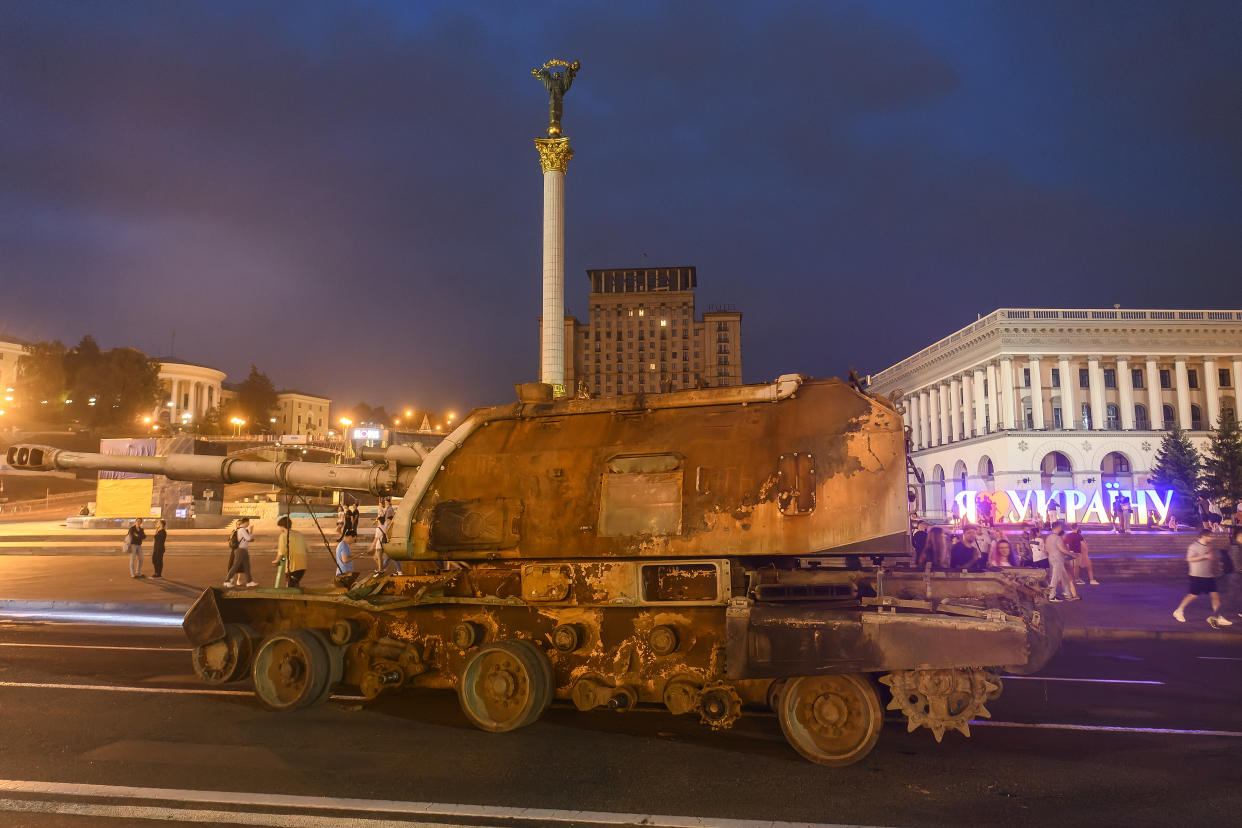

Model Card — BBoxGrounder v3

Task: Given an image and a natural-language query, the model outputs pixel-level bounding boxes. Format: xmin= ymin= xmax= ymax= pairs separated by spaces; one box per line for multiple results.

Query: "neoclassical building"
xmin=155 ymin=358 xmax=226 ymax=427
xmin=867 ymin=308 xmax=1242 ymax=522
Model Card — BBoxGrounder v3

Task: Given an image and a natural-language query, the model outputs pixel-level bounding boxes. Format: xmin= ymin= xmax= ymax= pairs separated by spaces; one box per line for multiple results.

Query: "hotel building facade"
xmin=549 ymin=266 xmax=743 ymax=397
xmin=866 ymin=308 xmax=1242 ymax=523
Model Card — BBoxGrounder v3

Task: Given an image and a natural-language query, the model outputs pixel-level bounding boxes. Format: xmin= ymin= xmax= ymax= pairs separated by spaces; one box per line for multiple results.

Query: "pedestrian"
xmin=950 ymin=527 xmax=984 ymax=571
xmin=988 ymin=535 xmax=1014 ymax=569
xmin=1116 ymin=494 xmax=1133 ymax=534
xmin=923 ymin=525 xmax=949 ymax=570
xmin=272 ymin=515 xmax=309 ymax=588
xmin=151 ymin=519 xmax=167 ymax=579
xmin=1063 ymin=523 xmax=1100 ymax=585
xmin=344 ymin=501 xmax=360 ymax=538
xmin=1029 ymin=527 xmax=1047 ymax=570
xmin=1198 ymin=495 xmax=1222 ymax=533
xmin=335 ymin=504 xmax=346 ymax=540
xmin=382 ymin=497 xmax=396 ymax=525
xmin=125 ymin=518 xmax=147 ymax=578
xmin=1045 ymin=521 xmax=1078 ymax=602
xmin=1173 ymin=528 xmax=1233 ymax=628
xmin=911 ymin=520 xmax=929 ymax=567
xmin=1222 ymin=528 xmax=1242 ymax=619
xmin=224 ymin=517 xmax=257 ymax=587
xmin=1045 ymin=498 xmax=1060 ymax=531
xmin=371 ymin=508 xmax=403 ymax=575
xmin=334 ymin=529 xmax=358 ymax=587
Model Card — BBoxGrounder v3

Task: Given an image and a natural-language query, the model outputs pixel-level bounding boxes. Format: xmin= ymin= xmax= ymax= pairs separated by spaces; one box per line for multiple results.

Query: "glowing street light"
xmin=230 ymin=416 xmax=246 ymax=436
xmin=339 ymin=417 xmax=353 ymax=428
xmin=447 ymin=412 xmax=456 ymax=422
xmin=142 ymin=416 xmax=152 ymax=424
xmin=404 ymin=409 xmax=413 ymax=418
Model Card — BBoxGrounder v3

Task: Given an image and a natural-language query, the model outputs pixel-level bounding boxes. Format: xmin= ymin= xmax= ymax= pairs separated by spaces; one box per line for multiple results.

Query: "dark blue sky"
xmin=2 ymin=1 xmax=1238 ymax=413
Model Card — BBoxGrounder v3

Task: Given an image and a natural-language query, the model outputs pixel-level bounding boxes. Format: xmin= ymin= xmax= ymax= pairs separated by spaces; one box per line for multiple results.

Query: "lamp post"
xmin=230 ymin=417 xmax=245 ymax=437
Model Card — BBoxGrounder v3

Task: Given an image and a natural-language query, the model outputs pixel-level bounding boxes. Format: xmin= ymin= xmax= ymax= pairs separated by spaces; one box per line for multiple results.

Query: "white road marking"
xmin=1195 ymin=655 xmax=1242 ymax=661
xmin=0 ymin=779 xmax=889 ymax=828
xmin=0 ymin=799 xmax=463 ymax=827
xmin=0 ymin=642 xmax=190 ymax=652
xmin=970 ymin=720 xmax=1242 ymax=737
xmin=0 ymin=680 xmax=366 ymax=701
xmin=1001 ymin=675 xmax=1165 ymax=686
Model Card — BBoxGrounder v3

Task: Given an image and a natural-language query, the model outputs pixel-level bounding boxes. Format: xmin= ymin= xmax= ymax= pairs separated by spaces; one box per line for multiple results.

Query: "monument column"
xmin=532 ymin=59 xmax=580 ymax=397
xmin=535 ymin=138 xmax=573 ymax=395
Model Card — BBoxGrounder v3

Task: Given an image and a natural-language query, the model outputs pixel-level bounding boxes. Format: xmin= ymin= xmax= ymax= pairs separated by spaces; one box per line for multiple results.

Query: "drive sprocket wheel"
xmin=879 ymin=667 xmax=999 ymax=742
xmin=697 ymin=681 xmax=743 ymax=730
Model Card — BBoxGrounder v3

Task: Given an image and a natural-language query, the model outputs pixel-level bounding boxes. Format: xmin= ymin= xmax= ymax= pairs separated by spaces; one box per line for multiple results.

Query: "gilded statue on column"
xmin=531 ymin=59 xmax=580 ymax=137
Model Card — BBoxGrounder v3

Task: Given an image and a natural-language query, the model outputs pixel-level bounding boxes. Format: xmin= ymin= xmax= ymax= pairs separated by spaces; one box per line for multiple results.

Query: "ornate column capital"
xmin=534 ymin=137 xmax=574 ymax=173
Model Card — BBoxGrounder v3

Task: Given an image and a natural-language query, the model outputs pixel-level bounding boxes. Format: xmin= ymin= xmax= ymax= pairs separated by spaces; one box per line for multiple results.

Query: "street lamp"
xmin=404 ymin=409 xmax=413 ymax=418
xmin=230 ymin=417 xmax=246 ymax=436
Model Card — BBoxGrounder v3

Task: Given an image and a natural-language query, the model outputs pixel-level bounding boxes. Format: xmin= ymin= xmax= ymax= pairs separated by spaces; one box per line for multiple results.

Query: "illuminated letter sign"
xmin=953 ymin=487 xmax=1172 ymax=524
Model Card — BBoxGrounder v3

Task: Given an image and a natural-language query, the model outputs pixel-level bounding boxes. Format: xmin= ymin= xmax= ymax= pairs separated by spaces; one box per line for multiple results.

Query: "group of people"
xmin=911 ymin=519 xmax=1100 ymax=602
xmin=222 ymin=515 xmax=308 ymax=588
xmin=331 ymin=498 xmax=401 ymax=587
xmin=122 ymin=517 xmax=166 ymax=579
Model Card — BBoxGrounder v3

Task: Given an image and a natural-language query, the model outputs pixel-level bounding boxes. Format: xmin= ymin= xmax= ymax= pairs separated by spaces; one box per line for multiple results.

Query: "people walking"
xmin=371 ymin=507 xmax=403 ymax=575
xmin=151 ymin=519 xmax=167 ymax=579
xmin=335 ymin=504 xmax=346 ymax=540
xmin=272 ymin=515 xmax=309 ymax=588
xmin=125 ymin=518 xmax=147 ymax=578
xmin=343 ymin=501 xmax=360 ymax=538
xmin=1173 ymin=529 xmax=1233 ymax=628
xmin=1045 ymin=521 xmax=1078 ymax=602
xmin=923 ymin=526 xmax=949 ymax=570
xmin=225 ymin=517 xmax=257 ymax=587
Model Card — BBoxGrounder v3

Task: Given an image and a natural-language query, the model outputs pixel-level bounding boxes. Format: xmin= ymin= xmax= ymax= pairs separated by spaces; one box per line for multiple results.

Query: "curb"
xmin=0 ymin=599 xmax=190 ymax=615
xmin=1064 ymin=627 xmax=1242 ymax=644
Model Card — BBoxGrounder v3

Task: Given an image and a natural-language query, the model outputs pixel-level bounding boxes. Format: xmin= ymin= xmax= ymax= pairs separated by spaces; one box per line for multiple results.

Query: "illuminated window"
xmin=660 ymin=319 xmax=667 ymax=326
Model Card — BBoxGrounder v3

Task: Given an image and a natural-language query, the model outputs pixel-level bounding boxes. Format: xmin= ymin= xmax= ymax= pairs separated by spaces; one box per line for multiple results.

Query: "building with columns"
xmin=867 ymin=308 xmax=1242 ymax=521
xmin=154 ymin=358 xmax=226 ymax=428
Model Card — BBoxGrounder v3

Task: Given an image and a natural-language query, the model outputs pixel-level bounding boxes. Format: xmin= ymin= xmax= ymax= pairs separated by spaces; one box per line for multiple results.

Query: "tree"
xmin=236 ymin=366 xmax=278 ymax=432
xmin=199 ymin=405 xmax=225 ymax=435
xmin=1148 ymin=425 xmax=1202 ymax=523
xmin=15 ymin=340 xmax=68 ymax=419
xmin=1203 ymin=409 xmax=1242 ymax=514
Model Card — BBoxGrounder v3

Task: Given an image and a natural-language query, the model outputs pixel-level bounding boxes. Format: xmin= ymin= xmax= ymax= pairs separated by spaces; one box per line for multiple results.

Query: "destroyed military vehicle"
xmin=7 ymin=374 xmax=1061 ymax=765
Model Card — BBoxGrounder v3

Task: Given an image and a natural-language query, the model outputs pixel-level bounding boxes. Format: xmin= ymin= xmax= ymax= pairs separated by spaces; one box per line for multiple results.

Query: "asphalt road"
xmin=0 ymin=617 xmax=1239 ymax=827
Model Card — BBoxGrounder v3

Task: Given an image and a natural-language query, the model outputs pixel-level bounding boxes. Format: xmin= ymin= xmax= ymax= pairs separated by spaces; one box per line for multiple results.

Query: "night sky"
xmin=2 ymin=1 xmax=1239 ymax=414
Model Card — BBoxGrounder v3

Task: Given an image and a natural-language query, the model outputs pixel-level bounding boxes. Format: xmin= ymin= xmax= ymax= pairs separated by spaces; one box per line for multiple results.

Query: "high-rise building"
xmin=554 ymin=266 xmax=742 ymax=397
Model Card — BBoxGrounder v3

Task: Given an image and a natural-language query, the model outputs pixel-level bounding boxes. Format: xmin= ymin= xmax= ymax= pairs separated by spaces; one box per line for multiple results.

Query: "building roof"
xmin=153 ymin=356 xmax=226 ymax=373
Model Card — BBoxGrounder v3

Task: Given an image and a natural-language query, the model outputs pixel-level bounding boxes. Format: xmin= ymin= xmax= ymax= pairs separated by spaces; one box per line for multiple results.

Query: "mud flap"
xmin=182 ymin=588 xmax=226 ymax=647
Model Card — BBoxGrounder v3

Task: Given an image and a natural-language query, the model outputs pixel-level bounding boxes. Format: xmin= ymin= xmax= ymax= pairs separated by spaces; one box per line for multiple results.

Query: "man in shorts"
xmin=1173 ymin=529 xmax=1233 ymax=628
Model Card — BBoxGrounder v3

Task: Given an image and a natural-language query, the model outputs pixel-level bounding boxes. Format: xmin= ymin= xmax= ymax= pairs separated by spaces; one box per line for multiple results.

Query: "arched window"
xmin=1162 ymin=404 xmax=1175 ymax=430
xmin=1191 ymin=404 xmax=1203 ymax=431
xmin=1134 ymin=403 xmax=1149 ymax=430
xmin=1106 ymin=403 xmax=1120 ymax=430
xmin=1040 ymin=451 xmax=1073 ymax=490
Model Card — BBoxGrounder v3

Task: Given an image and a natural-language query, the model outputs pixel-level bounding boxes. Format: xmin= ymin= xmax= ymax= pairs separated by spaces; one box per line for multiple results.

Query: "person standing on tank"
xmin=125 ymin=518 xmax=147 ymax=578
xmin=225 ymin=517 xmax=257 ymax=587
xmin=334 ymin=529 xmax=358 ymax=587
xmin=272 ymin=515 xmax=309 ymax=588
xmin=150 ymin=519 xmax=167 ymax=579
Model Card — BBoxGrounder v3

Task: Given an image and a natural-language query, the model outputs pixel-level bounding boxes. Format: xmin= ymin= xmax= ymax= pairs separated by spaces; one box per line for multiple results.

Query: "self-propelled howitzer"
xmin=7 ymin=374 xmax=1061 ymax=765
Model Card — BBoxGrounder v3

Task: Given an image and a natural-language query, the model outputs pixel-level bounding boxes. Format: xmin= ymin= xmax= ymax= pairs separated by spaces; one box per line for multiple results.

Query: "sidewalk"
xmin=0 ymin=554 xmax=1239 ymax=644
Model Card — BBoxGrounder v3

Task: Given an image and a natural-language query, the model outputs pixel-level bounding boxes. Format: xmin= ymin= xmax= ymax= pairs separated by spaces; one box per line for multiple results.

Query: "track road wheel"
xmin=252 ymin=630 xmax=331 ymax=711
xmin=191 ymin=623 xmax=254 ymax=685
xmin=458 ymin=640 xmax=552 ymax=732
xmin=777 ymin=674 xmax=882 ymax=767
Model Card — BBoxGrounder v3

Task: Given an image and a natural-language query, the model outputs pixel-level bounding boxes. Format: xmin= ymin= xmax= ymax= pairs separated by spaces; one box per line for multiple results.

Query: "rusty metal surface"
xmin=404 ymin=378 xmax=907 ymax=561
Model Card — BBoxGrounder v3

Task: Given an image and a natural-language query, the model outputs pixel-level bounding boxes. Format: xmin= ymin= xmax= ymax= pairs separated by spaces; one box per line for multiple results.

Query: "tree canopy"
xmin=1203 ymin=408 xmax=1242 ymax=512
xmin=1148 ymin=425 xmax=1202 ymax=522
xmin=235 ymin=366 xmax=279 ymax=431
xmin=16 ymin=336 xmax=160 ymax=430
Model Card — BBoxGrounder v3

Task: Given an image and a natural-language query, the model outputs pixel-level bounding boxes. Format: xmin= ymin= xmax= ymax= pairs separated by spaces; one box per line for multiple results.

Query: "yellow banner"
xmin=96 ymin=479 xmax=154 ymax=519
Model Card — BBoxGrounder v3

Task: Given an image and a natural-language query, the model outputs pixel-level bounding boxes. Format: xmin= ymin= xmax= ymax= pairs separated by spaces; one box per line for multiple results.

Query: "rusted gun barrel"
xmin=5 ymin=444 xmax=419 ymax=497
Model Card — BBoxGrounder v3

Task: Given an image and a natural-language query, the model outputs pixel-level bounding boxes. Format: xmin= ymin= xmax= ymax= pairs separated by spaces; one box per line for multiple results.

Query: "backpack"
xmin=228 ymin=529 xmax=240 ymax=550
